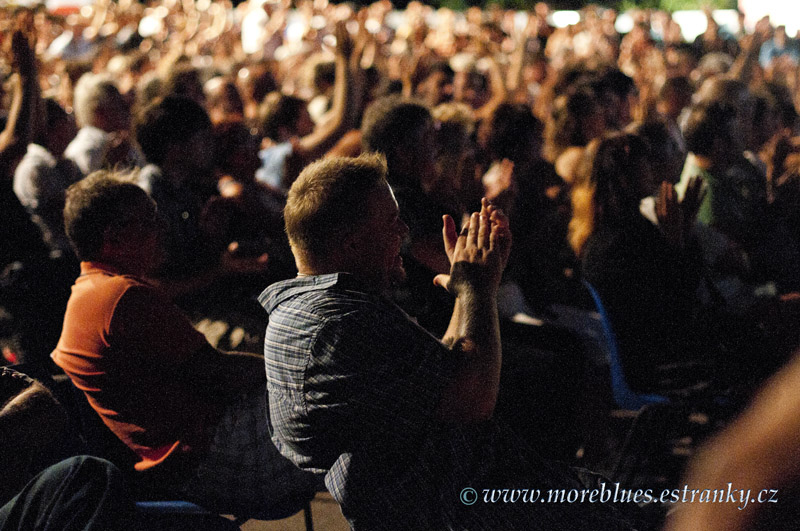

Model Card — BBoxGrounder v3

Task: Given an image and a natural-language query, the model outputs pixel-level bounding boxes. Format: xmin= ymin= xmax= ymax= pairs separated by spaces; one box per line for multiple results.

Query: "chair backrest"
xmin=581 ymin=280 xmax=669 ymax=411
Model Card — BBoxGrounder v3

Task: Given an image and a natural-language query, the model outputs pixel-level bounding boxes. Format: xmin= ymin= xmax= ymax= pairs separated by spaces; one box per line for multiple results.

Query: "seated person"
xmin=52 ymin=171 xmax=317 ymax=518
xmin=361 ymin=97 xmax=459 ymax=335
xmin=13 ymin=99 xmax=80 ymax=254
xmin=134 ymin=95 xmax=269 ymax=300
xmin=0 ymin=366 xmax=134 ymax=530
xmin=257 ymin=22 xmax=359 ymax=192
xmin=260 ymin=154 xmax=649 ymax=530
xmin=65 ymin=73 xmax=144 ymax=177
xmin=0 ymin=366 xmax=67 ymax=503
xmin=569 ymin=133 xmax=705 ymax=392
xmin=209 ymin=121 xmax=295 ymax=282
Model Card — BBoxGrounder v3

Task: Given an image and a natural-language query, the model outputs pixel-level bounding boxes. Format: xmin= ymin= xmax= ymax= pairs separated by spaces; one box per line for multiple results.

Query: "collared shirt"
xmin=260 ymin=274 xmax=642 ymax=530
xmin=64 ymin=126 xmax=145 ymax=177
xmin=256 ymin=142 xmax=293 ymax=192
xmin=13 ymin=143 xmax=80 ymax=251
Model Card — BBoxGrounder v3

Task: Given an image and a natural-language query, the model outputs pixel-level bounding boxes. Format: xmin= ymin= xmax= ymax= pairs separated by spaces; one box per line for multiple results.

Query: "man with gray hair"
xmin=64 ymin=73 xmax=144 ymax=176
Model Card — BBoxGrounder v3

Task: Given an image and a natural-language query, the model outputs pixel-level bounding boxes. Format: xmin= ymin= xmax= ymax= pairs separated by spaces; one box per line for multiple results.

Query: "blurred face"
xmin=411 ymin=121 xmax=438 ymax=189
xmin=107 ymin=194 xmax=162 ymax=275
xmin=584 ymin=104 xmax=607 ymax=142
xmin=107 ymin=87 xmax=131 ymax=132
xmin=418 ymin=71 xmax=453 ymax=106
xmin=184 ymin=127 xmax=216 ymax=173
xmin=347 ymin=181 xmax=409 ymax=293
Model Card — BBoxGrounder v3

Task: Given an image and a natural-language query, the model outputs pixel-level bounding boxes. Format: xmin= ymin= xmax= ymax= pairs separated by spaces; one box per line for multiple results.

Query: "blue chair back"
xmin=581 ymin=280 xmax=669 ymax=411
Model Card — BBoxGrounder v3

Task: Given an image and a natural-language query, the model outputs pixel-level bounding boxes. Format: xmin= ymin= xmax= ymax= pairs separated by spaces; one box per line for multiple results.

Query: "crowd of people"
xmin=2 ymin=0 xmax=800 ymax=528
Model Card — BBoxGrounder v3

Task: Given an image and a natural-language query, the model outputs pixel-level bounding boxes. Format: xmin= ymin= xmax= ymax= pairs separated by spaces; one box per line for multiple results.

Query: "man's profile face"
xmin=348 ymin=181 xmax=409 ymax=293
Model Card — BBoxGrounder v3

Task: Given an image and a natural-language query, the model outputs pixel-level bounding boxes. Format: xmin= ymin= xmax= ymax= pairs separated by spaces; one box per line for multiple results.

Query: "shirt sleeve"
xmin=109 ymin=283 xmax=208 ymax=366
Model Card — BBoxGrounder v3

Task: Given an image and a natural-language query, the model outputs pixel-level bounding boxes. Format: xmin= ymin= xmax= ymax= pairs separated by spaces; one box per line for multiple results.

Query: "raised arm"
xmin=434 ymin=198 xmax=511 ymax=422
xmin=473 ymin=55 xmax=508 ymax=122
xmin=0 ymin=30 xmax=39 ymax=176
xmin=294 ymin=21 xmax=358 ymax=161
xmin=729 ymin=20 xmax=769 ymax=85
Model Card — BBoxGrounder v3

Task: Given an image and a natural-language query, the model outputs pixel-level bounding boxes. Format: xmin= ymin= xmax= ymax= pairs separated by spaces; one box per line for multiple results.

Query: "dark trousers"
xmin=0 ymin=456 xmax=135 ymax=531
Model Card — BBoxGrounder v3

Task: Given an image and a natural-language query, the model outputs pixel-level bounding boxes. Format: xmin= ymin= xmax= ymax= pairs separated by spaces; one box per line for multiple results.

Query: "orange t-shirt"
xmin=52 ymin=262 xmax=220 ymax=470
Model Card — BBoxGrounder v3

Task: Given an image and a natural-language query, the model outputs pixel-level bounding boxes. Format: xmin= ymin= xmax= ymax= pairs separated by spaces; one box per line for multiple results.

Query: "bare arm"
xmin=435 ymin=198 xmax=511 ymax=422
xmin=729 ymin=25 xmax=767 ymax=85
xmin=665 ymin=350 xmax=800 ymax=531
xmin=294 ymin=22 xmax=357 ymax=161
xmin=473 ymin=55 xmax=508 ymax=122
xmin=0 ymin=30 xmax=39 ymax=175
xmin=505 ymin=31 xmax=527 ymax=98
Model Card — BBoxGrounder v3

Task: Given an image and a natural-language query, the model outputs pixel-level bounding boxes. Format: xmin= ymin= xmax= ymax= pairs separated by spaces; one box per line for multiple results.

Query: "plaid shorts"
xmin=178 ymin=387 xmax=318 ymax=519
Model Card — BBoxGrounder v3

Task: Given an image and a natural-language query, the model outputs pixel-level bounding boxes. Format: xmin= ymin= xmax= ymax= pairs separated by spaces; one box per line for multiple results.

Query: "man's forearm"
xmin=438 ymin=288 xmax=502 ymax=422
xmin=436 ymin=202 xmax=510 ymax=423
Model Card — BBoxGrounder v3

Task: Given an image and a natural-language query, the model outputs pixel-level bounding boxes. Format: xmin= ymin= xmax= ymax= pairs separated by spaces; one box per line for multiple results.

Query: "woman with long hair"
xmin=569 ymin=132 xmax=704 ymax=392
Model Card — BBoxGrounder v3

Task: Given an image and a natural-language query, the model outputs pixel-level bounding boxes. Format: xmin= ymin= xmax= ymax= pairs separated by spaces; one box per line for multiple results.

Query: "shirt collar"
xmin=26 ymin=143 xmax=57 ymax=163
xmin=258 ymin=272 xmax=363 ymax=313
xmin=78 ymin=261 xmax=150 ymax=286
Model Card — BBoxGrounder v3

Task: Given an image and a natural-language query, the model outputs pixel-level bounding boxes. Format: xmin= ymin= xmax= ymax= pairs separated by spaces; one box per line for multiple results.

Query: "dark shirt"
xmin=138 ymin=164 xmax=218 ymax=280
xmin=582 ymin=215 xmax=703 ymax=391
xmin=0 ymin=183 xmax=50 ymax=271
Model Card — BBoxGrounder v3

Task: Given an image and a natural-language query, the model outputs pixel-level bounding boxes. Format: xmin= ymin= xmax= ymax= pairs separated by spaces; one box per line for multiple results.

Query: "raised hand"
xmin=681 ymin=175 xmax=706 ymax=227
xmin=434 ymin=198 xmax=511 ymax=297
xmin=657 ymin=177 xmax=706 ymax=248
xmin=334 ymin=20 xmax=354 ymax=59
xmin=482 ymin=159 xmax=514 ymax=202
xmin=657 ymin=181 xmax=682 ymax=248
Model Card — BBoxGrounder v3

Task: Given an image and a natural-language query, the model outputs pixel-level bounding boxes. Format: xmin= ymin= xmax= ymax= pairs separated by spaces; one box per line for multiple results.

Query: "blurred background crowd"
xmin=3 ymin=0 xmax=800 ymax=525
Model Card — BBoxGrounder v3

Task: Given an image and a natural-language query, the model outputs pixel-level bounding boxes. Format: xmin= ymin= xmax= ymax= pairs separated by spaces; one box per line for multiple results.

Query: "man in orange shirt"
xmin=52 ymin=171 xmax=317 ymax=518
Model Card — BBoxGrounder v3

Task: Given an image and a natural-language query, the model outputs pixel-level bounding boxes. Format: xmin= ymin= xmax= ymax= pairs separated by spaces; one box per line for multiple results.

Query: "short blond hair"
xmin=285 ymin=153 xmax=387 ymax=266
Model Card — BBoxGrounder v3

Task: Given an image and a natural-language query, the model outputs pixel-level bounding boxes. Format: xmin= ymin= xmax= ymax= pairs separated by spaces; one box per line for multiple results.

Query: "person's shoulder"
xmin=18 ymin=144 xmax=56 ymax=168
xmin=75 ymin=266 xmax=149 ymax=303
xmin=135 ymin=164 xmax=163 ymax=195
xmin=262 ymin=274 xmax=395 ymax=323
xmin=75 ymin=126 xmax=109 ymax=145
xmin=13 ymin=145 xmax=56 ymax=189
